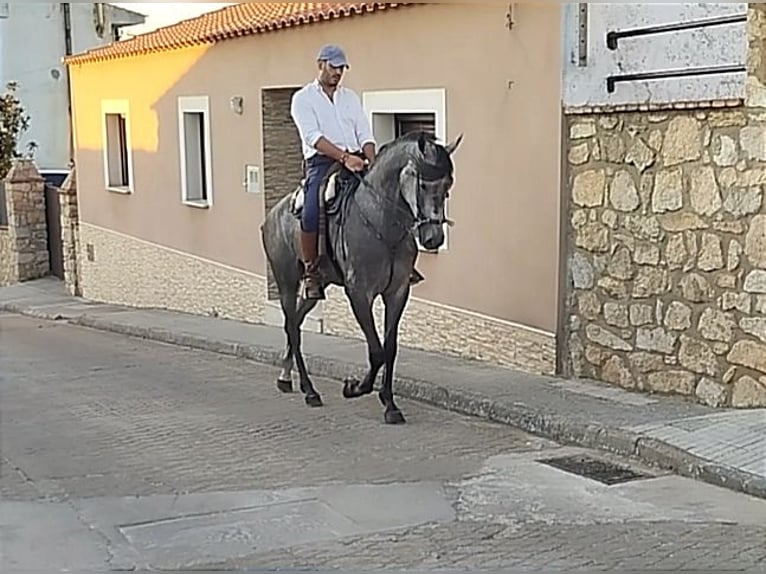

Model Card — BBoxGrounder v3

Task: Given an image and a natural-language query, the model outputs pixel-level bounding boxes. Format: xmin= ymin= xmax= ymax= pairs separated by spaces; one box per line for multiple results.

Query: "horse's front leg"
xmin=379 ymin=286 xmax=409 ymax=424
xmin=342 ymin=290 xmax=384 ymax=399
xmin=278 ymin=291 xmax=323 ymax=407
xmin=277 ymin=294 xmax=320 ymax=393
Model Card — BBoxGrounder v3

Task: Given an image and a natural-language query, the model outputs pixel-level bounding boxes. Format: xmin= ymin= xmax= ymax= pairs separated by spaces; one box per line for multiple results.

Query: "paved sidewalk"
xmin=2 ymin=278 xmax=764 ymax=500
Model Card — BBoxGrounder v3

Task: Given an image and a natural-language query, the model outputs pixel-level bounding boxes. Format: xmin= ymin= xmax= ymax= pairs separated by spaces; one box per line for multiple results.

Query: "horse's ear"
xmin=445 ymin=133 xmax=463 ymax=155
xmin=417 ymin=132 xmax=427 ymax=155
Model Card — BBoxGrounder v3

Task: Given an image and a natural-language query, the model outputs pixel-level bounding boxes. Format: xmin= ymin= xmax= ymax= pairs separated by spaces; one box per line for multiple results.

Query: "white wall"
xmin=562 ymin=2 xmax=748 ymax=107
xmin=0 ymin=4 xmax=133 ymax=172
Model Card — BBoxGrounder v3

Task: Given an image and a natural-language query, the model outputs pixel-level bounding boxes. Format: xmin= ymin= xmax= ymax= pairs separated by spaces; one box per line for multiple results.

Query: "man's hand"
xmin=343 ymin=154 xmax=367 ymax=173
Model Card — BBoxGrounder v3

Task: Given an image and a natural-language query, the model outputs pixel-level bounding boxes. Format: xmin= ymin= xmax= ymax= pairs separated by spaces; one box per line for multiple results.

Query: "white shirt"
xmin=290 ymin=79 xmax=375 ymax=159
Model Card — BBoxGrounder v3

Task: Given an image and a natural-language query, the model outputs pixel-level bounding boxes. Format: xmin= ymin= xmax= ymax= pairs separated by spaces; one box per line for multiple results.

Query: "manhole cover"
xmin=537 ymin=454 xmax=652 ymax=485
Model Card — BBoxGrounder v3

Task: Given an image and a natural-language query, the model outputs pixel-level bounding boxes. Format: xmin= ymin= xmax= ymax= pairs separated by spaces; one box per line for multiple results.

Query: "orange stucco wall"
xmin=68 ymin=3 xmax=563 ymax=332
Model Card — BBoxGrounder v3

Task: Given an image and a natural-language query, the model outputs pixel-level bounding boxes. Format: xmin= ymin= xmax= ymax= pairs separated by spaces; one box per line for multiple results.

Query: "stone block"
xmin=680 ymin=273 xmax=714 ymax=302
xmin=711 ymin=134 xmax=738 ymax=167
xmin=731 ymin=375 xmax=766 ymax=408
xmin=568 ymin=143 xmax=590 ymax=165
xmin=697 ymin=232 xmax=724 ymax=271
xmin=609 ymin=170 xmax=640 ymax=212
xmin=652 ymin=168 xmax=683 ymax=213
xmin=723 ymin=186 xmax=763 ymax=217
xmin=572 ymin=169 xmax=606 ymax=207
xmin=646 ymin=370 xmax=696 ymax=395
xmin=739 ymin=126 xmax=766 ymax=160
xmin=698 ymin=308 xmax=737 ymax=343
xmin=575 ymin=222 xmax=610 ymax=252
xmin=632 ymin=267 xmax=667 ymax=298
xmin=601 ymin=355 xmax=634 ymax=389
xmin=721 ymin=292 xmax=751 ymax=313
xmin=664 ymin=301 xmax=692 ymax=330
xmin=695 ymin=377 xmax=729 ymax=407
xmin=689 ymin=166 xmax=722 ymax=215
xmin=658 ymin=212 xmax=708 ymax=232
xmin=661 ymin=116 xmax=702 ymax=166
xmin=727 ymin=239 xmax=743 ymax=271
xmin=678 ymin=335 xmax=719 ymax=377
xmin=745 ymin=215 xmax=766 ymax=269
xmin=740 ymin=317 xmax=766 ymax=343
xmin=625 ymin=137 xmax=655 ymax=172
xmin=570 ymin=120 xmax=596 ymax=139
xmin=585 ymin=324 xmax=632 ymax=351
xmin=636 ymin=326 xmax=677 ymax=354
xmin=727 ymin=340 xmax=766 ymax=374
xmin=744 ymin=270 xmax=766 ymax=293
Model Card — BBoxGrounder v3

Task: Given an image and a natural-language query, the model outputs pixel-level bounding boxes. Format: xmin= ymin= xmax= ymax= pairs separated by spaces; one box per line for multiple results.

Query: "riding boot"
xmin=300 ymin=230 xmax=325 ymax=300
xmin=409 ymin=268 xmax=425 ymax=285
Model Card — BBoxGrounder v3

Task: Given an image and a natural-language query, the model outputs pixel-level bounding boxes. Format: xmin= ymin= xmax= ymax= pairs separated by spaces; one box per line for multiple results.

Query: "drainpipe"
xmin=62 ymin=3 xmax=74 ymax=168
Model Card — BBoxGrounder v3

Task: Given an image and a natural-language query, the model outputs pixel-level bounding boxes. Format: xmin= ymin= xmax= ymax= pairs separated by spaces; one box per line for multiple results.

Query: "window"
xmin=178 ymin=96 xmax=213 ymax=207
xmin=362 ymin=88 xmax=449 ymax=252
xmin=395 ymin=113 xmax=436 ymax=138
xmin=101 ymin=100 xmax=133 ymax=193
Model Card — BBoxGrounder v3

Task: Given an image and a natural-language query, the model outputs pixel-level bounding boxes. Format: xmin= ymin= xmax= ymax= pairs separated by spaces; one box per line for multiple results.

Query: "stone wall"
xmin=563 ymin=106 xmax=766 ymax=408
xmin=0 ymin=160 xmax=50 ymax=285
xmin=78 ymin=222 xmax=270 ymax=322
xmin=323 ymin=286 xmax=557 ymax=375
xmin=0 ymin=180 xmax=15 ymax=286
xmin=0 ymin=228 xmax=17 ymax=286
xmin=59 ymin=170 xmax=81 ymax=296
xmin=78 ymin=222 xmax=557 ymax=376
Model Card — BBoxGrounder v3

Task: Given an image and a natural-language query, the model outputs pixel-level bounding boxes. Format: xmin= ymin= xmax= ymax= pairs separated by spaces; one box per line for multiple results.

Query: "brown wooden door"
xmin=44 ymin=183 xmax=64 ymax=279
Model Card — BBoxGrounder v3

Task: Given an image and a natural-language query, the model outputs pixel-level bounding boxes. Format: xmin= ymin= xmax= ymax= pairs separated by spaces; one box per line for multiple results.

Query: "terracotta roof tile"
xmin=64 ymin=3 xmax=413 ymax=65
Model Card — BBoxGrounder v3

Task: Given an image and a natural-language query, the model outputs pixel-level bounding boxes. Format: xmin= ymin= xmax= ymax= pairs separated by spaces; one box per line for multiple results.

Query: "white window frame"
xmin=178 ymin=96 xmax=214 ymax=208
xmin=101 ymin=99 xmax=134 ymax=194
xmin=362 ymin=88 xmax=449 ymax=252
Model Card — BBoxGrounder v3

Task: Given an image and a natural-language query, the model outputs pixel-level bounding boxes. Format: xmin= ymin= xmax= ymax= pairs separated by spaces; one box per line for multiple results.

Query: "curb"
xmin=5 ymin=303 xmax=766 ymax=501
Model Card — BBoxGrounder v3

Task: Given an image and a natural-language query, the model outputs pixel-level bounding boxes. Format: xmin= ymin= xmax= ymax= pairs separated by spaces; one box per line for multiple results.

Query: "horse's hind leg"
xmin=278 ymin=289 xmax=323 ymax=407
xmin=277 ymin=294 xmax=319 ymax=392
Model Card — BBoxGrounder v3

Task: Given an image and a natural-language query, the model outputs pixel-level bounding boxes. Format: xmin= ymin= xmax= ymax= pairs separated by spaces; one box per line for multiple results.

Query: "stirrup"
xmin=302 ymin=281 xmax=326 ymax=300
xmin=302 ymin=267 xmax=326 ymax=300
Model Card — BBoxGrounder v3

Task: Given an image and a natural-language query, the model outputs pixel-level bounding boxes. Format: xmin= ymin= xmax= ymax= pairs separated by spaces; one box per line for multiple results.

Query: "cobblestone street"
xmin=2 ymin=313 xmax=766 ymax=571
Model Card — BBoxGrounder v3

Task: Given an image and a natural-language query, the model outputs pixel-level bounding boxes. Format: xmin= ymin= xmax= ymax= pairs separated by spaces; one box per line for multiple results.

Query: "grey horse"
xmin=261 ymin=130 xmax=462 ymax=424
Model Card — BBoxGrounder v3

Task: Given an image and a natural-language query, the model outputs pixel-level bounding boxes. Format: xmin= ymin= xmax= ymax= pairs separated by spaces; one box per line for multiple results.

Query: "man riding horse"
xmin=289 ymin=44 xmax=424 ymax=300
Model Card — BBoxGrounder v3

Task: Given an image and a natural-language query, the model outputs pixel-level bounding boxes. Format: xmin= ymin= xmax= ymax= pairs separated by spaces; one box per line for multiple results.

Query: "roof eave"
xmin=64 ymin=2 xmax=417 ymax=67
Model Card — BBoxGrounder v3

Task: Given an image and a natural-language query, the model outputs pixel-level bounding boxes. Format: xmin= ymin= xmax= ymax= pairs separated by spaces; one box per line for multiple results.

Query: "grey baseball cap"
xmin=317 ymin=44 xmax=349 ymax=68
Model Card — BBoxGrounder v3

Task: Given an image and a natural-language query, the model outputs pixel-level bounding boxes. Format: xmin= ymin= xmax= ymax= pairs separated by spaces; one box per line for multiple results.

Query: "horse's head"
xmin=399 ymin=131 xmax=463 ymax=251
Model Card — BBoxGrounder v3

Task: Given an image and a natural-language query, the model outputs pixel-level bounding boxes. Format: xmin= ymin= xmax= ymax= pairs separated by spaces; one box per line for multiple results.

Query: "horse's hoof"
xmin=305 ymin=394 xmax=323 ymax=408
xmin=343 ymin=377 xmax=361 ymax=399
xmin=384 ymin=410 xmax=406 ymax=425
xmin=276 ymin=379 xmax=293 ymax=393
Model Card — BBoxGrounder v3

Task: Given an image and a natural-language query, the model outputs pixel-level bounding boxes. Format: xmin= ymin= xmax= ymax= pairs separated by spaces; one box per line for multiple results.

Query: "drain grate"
xmin=537 ymin=454 xmax=653 ymax=485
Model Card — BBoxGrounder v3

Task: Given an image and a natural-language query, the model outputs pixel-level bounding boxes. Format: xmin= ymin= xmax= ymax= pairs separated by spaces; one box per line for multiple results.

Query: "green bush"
xmin=0 ymin=81 xmax=32 ymax=179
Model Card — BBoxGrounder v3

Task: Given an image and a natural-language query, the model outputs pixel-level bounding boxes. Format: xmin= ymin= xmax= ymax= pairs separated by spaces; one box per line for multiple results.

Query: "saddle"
xmin=289 ymin=161 xmax=362 ymax=221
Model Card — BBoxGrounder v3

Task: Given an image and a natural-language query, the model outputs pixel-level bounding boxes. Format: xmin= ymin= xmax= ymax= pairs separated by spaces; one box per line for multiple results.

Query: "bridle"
xmin=347 ymin=158 xmax=453 ymax=248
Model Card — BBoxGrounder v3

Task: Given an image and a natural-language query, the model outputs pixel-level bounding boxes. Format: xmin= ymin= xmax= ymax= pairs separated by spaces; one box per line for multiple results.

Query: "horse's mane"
xmin=373 ymin=131 xmax=454 ymax=181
